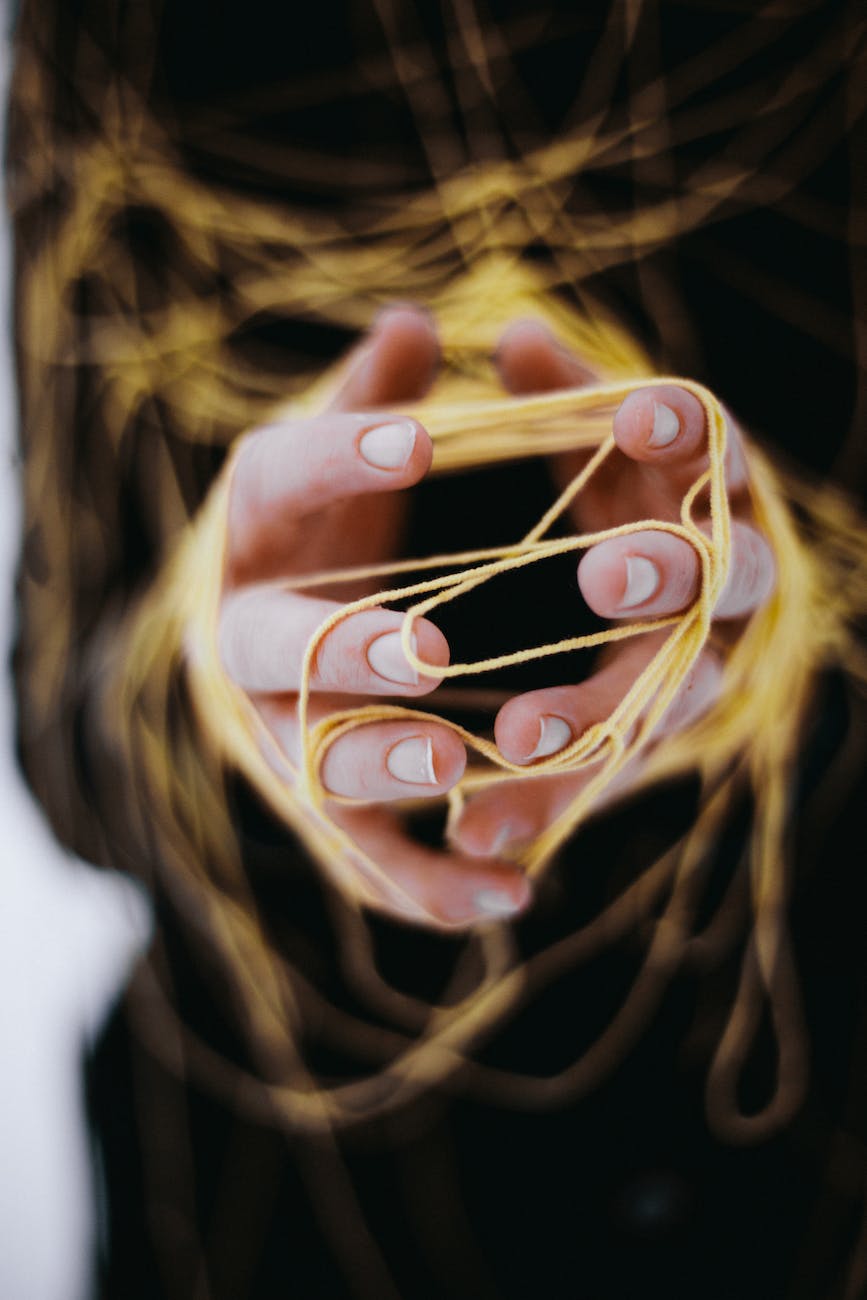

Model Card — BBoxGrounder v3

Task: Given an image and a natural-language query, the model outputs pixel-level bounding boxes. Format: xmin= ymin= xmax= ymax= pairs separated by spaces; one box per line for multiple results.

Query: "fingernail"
xmin=619 ymin=555 xmax=660 ymax=609
xmin=484 ymin=822 xmax=533 ymax=861
xmin=386 ymin=735 xmax=437 ymax=785
xmin=488 ymin=822 xmax=516 ymax=857
xmin=367 ymin=630 xmax=419 ymax=685
xmin=649 ymin=401 xmax=679 ymax=448
xmin=359 ymin=421 xmax=416 ymax=469
xmin=473 ymin=888 xmax=524 ymax=919
xmin=527 ymin=715 xmax=572 ymax=761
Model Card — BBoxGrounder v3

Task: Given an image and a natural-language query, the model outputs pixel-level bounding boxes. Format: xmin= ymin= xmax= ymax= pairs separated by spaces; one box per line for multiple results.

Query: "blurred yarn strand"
xmin=9 ymin=0 xmax=867 ymax=1180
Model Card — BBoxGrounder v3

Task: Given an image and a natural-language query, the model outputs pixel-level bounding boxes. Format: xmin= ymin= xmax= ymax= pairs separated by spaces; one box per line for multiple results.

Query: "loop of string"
xmin=245 ymin=373 xmax=733 ymax=903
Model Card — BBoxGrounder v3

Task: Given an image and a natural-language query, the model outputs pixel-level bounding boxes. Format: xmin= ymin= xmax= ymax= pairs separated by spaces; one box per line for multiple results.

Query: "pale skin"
xmin=218 ymin=305 xmax=775 ymax=929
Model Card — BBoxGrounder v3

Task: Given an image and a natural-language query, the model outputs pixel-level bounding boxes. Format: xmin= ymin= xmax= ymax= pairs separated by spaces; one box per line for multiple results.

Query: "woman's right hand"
xmin=216 ymin=306 xmax=531 ymax=928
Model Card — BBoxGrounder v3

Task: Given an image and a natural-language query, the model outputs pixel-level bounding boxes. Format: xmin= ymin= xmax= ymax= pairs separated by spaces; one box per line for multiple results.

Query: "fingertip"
xmin=357 ymin=415 xmax=433 ymax=482
xmin=412 ymin=616 xmax=450 ymax=686
xmin=578 ymin=541 xmax=663 ymax=616
xmin=425 ymin=727 xmax=468 ymax=791
xmin=384 ymin=727 xmax=466 ymax=792
xmin=657 ymin=648 xmax=724 ymax=736
xmin=493 ymin=696 xmax=540 ymax=764
xmin=578 ymin=532 xmax=700 ymax=619
xmin=577 ymin=543 xmax=626 ymax=618
xmin=495 ymin=318 xmax=595 ymax=395
xmin=472 ymin=874 xmax=532 ymax=923
xmin=411 ymin=418 xmax=435 ymax=480
xmin=451 ymin=805 xmax=537 ymax=861
xmin=332 ymin=303 xmax=440 ymax=411
xmin=373 ymin=299 xmax=437 ymax=339
xmin=613 ymin=384 xmax=706 ymax=462
xmin=437 ymin=868 xmax=532 ymax=928
xmin=366 ymin=302 xmax=441 ymax=401
xmin=494 ymin=697 xmax=573 ymax=765
xmin=496 ymin=316 xmax=555 ymax=359
xmin=714 ymin=521 xmax=777 ymax=619
xmin=322 ymin=723 xmax=465 ymax=800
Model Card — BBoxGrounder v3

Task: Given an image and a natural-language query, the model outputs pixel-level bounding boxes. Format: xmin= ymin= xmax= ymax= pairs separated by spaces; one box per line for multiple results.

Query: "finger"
xmin=494 ymin=320 xmax=605 ymax=499
xmin=220 ymin=591 xmax=449 ymax=695
xmin=254 ymin=694 xmax=528 ymax=927
xmin=454 ymin=650 xmax=722 ymax=857
xmin=322 ymin=722 xmax=466 ymax=801
xmin=577 ymin=520 xmax=775 ymax=623
xmin=256 ymin=695 xmax=466 ymax=802
xmin=493 ymin=630 xmax=723 ymax=768
xmin=334 ymin=806 xmax=531 ymax=929
xmin=612 ymin=383 xmax=749 ymax=500
xmin=328 ymin=303 xmax=440 ymax=412
xmin=654 ymin=649 xmax=724 ymax=736
xmin=494 ymin=318 xmax=597 ymax=395
xmin=493 ymin=635 xmax=661 ymax=765
xmin=227 ymin=411 xmax=432 ymax=576
xmin=713 ymin=519 xmax=777 ymax=619
xmin=450 ymin=773 xmax=571 ymax=860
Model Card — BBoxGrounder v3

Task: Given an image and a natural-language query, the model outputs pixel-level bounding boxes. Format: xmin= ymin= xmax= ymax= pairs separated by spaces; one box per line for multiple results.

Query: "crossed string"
xmin=221 ymin=375 xmax=734 ymax=914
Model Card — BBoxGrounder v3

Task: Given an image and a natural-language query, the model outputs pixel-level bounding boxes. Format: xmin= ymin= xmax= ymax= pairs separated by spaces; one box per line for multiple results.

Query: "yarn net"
xmin=9 ymin=0 xmax=867 ymax=1189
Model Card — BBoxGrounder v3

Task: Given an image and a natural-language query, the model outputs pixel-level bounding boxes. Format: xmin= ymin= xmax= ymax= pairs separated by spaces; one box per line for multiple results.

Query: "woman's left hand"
xmin=450 ymin=320 xmax=777 ymax=860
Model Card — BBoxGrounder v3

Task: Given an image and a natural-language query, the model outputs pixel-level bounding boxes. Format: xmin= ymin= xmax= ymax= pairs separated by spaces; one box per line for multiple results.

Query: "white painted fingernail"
xmin=386 ymin=735 xmax=437 ymax=785
xmin=619 ymin=555 xmax=660 ymax=609
xmin=527 ymin=715 xmax=572 ymax=761
xmin=649 ymin=401 xmax=679 ymax=448
xmin=367 ymin=631 xmax=419 ymax=685
xmin=359 ymin=421 xmax=416 ymax=469
xmin=474 ymin=888 xmax=523 ymax=918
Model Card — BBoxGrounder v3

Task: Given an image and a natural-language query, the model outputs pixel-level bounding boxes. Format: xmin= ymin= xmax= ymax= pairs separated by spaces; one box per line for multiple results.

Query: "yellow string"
xmin=163 ymin=278 xmax=853 ymax=1140
xmin=104 ymin=265 xmax=862 ymax=1142
xmin=13 ymin=12 xmax=867 ymax=1151
xmin=179 ymin=360 xmax=730 ymax=917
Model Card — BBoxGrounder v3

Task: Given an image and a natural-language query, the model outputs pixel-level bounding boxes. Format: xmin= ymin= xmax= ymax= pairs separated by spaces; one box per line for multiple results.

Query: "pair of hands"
xmin=218 ymin=305 xmax=775 ymax=929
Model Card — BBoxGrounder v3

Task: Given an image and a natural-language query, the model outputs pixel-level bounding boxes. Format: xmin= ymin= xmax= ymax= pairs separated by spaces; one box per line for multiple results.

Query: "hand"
xmin=451 ymin=320 xmax=776 ymax=859
xmin=218 ymin=305 xmax=530 ymax=928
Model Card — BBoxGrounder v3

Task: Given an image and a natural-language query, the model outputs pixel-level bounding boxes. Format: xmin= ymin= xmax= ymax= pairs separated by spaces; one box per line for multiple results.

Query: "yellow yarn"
xmin=139 ymin=258 xmax=858 ymax=1140
xmin=12 ymin=12 xmax=867 ymax=1157
xmin=183 ymin=371 xmax=728 ymax=916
